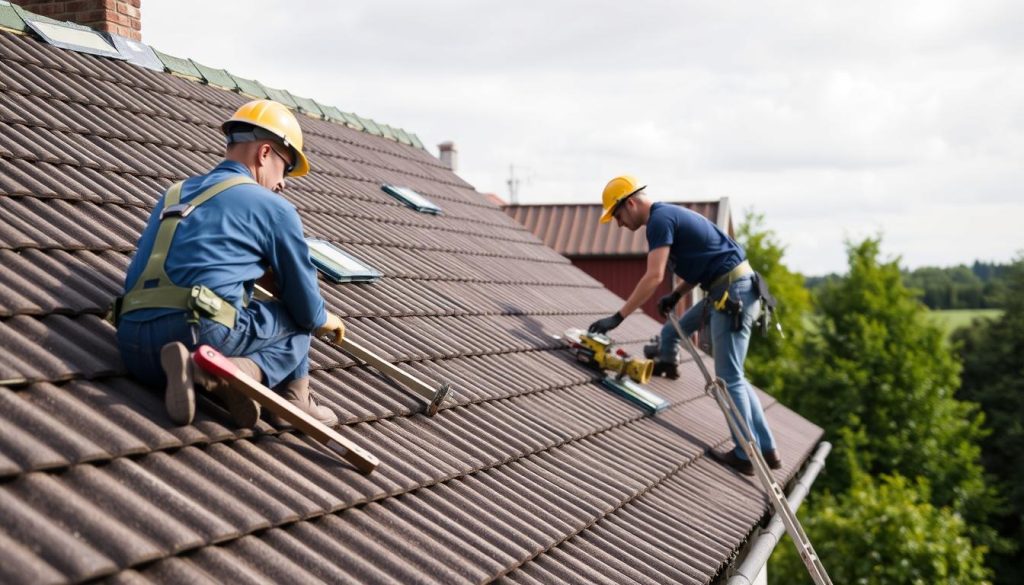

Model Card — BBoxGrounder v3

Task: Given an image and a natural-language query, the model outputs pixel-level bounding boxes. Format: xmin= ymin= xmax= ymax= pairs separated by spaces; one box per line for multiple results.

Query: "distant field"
xmin=929 ymin=309 xmax=1003 ymax=336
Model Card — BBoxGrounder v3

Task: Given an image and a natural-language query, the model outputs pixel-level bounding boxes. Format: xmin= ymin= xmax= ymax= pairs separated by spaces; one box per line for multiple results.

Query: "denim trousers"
xmin=117 ymin=299 xmax=311 ymax=390
xmin=658 ymin=275 xmax=777 ymax=460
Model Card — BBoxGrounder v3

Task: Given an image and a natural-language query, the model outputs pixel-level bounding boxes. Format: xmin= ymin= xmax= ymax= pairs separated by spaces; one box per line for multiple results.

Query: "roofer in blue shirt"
xmin=113 ymin=99 xmax=345 ymax=428
xmin=587 ymin=175 xmax=781 ymax=476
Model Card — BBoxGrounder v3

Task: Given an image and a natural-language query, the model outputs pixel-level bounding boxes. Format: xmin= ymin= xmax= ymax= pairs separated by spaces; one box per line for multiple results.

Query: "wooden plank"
xmin=192 ymin=345 xmax=379 ymax=473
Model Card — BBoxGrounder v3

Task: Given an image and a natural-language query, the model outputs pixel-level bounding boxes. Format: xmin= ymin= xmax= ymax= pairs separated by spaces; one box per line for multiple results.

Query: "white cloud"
xmin=144 ymin=0 xmax=1024 ymax=274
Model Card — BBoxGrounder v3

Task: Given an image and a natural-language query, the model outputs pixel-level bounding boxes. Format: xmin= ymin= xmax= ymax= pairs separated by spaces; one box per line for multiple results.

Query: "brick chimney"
xmin=14 ymin=0 xmax=142 ymax=41
xmin=438 ymin=141 xmax=458 ymax=172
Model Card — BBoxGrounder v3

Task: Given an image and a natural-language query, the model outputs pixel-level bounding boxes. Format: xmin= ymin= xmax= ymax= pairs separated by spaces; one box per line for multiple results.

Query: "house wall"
xmin=571 ymin=256 xmax=690 ymax=322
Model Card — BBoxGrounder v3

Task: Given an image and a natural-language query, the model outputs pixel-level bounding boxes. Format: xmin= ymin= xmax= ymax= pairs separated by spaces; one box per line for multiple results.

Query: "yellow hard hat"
xmin=599 ymin=174 xmax=645 ymax=223
xmin=222 ymin=99 xmax=310 ymax=177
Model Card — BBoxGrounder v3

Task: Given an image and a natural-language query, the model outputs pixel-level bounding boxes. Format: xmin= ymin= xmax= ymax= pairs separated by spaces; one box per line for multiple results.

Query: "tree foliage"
xmin=770 ymin=456 xmax=991 ymax=585
xmin=782 ymin=238 xmax=989 ymax=521
xmin=735 ymin=211 xmax=811 ymax=394
xmin=953 ymin=256 xmax=1024 ymax=584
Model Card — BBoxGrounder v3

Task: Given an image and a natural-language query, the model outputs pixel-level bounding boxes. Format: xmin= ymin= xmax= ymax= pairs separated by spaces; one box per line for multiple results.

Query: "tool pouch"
xmin=753 ymin=273 xmax=780 ymax=336
xmin=188 ymin=284 xmax=223 ymax=322
xmin=710 ymin=288 xmax=745 ymax=332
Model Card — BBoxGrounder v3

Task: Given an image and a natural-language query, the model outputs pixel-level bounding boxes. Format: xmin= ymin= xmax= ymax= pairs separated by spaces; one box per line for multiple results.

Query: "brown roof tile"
xmin=0 ymin=26 xmax=824 ymax=584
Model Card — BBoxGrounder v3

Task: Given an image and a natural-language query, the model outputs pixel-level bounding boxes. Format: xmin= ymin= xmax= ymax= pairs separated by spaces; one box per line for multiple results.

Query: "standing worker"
xmin=113 ymin=99 xmax=344 ymax=428
xmin=587 ymin=175 xmax=780 ymax=476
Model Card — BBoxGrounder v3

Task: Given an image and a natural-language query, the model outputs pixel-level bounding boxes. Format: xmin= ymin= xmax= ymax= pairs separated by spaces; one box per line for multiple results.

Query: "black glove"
xmin=588 ymin=312 xmax=624 ymax=334
xmin=658 ymin=290 xmax=683 ymax=317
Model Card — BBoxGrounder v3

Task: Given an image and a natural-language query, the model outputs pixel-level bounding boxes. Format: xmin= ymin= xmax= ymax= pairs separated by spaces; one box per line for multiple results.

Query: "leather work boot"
xmin=711 ymin=449 xmax=755 ymax=476
xmin=652 ymin=360 xmax=680 ymax=380
xmin=763 ymin=449 xmax=783 ymax=470
xmin=269 ymin=377 xmax=339 ymax=428
xmin=158 ymin=342 xmax=261 ymax=428
xmin=160 ymin=342 xmax=196 ymax=425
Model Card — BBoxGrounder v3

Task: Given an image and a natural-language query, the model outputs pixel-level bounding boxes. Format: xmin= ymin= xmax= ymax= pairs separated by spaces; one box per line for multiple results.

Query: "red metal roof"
xmin=0 ymin=25 xmax=821 ymax=585
xmin=504 ymin=201 xmax=727 ymax=257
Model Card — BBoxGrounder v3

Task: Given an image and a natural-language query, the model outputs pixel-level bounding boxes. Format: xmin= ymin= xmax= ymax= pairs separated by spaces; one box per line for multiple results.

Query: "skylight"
xmin=20 ymin=9 xmax=123 ymax=60
xmin=601 ymin=376 xmax=669 ymax=414
xmin=382 ymin=184 xmax=443 ymax=215
xmin=306 ymin=239 xmax=381 ymax=283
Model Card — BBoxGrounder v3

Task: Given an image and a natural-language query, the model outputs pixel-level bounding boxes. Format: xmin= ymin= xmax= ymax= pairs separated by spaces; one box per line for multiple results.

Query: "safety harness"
xmin=111 ymin=176 xmax=254 ymax=328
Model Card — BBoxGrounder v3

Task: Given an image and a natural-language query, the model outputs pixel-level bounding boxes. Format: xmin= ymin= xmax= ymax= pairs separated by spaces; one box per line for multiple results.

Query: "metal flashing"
xmin=600 ymin=376 xmax=670 ymax=413
xmin=105 ymin=33 xmax=163 ymax=71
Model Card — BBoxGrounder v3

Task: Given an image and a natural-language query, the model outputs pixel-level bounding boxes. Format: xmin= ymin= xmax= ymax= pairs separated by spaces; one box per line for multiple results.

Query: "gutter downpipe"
xmin=726 ymin=441 xmax=833 ymax=585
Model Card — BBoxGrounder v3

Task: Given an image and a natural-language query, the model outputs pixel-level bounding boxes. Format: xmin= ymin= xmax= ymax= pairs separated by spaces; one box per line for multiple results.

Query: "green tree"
xmin=783 ymin=238 xmax=990 ymax=520
xmin=954 ymin=256 xmax=1024 ymax=584
xmin=735 ymin=211 xmax=811 ymax=395
xmin=770 ymin=458 xmax=992 ymax=584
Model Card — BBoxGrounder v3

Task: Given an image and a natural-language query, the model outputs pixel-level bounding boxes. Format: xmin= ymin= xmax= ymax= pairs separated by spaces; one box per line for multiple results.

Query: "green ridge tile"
xmin=378 ymin=123 xmax=397 ymax=141
xmin=292 ymin=95 xmax=323 ymax=118
xmin=357 ymin=115 xmax=382 ymax=136
xmin=0 ymin=2 xmax=29 ymax=32
xmin=392 ymin=127 xmax=413 ymax=146
xmin=340 ymin=111 xmax=365 ymax=131
xmin=408 ymin=132 xmax=424 ymax=150
xmin=261 ymin=85 xmax=297 ymax=109
xmin=191 ymin=60 xmax=238 ymax=91
xmin=318 ymin=104 xmax=346 ymax=122
xmin=229 ymin=74 xmax=268 ymax=98
xmin=153 ymin=49 xmax=201 ymax=78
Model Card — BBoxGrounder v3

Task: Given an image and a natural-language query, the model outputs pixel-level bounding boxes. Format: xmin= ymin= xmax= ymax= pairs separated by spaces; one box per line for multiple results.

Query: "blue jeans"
xmin=659 ymin=275 xmax=777 ymax=460
xmin=117 ymin=300 xmax=311 ymax=390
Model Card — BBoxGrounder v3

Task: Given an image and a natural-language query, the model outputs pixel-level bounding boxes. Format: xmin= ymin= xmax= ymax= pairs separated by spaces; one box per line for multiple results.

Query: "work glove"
xmin=588 ymin=312 xmax=624 ymax=335
xmin=658 ymin=290 xmax=683 ymax=318
xmin=316 ymin=312 xmax=346 ymax=344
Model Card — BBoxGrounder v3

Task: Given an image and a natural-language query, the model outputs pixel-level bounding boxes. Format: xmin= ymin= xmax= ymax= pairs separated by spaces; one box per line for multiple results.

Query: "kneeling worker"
xmin=587 ymin=175 xmax=780 ymax=476
xmin=114 ymin=99 xmax=344 ymax=427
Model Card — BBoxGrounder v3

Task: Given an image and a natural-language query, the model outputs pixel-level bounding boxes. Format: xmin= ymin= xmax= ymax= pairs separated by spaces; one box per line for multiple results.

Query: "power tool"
xmin=562 ymin=328 xmax=654 ymax=385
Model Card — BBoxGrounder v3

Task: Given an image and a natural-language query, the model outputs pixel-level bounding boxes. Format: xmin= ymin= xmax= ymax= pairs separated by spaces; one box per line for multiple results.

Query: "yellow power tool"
xmin=563 ymin=329 xmax=654 ymax=384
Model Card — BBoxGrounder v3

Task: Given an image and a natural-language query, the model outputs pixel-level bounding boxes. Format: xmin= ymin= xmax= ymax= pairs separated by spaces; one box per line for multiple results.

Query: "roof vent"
xmin=381 ymin=184 xmax=443 ymax=215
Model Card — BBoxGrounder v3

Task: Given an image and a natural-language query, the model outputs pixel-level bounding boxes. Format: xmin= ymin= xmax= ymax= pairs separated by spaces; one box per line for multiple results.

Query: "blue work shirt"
xmin=122 ymin=160 xmax=327 ymax=331
xmin=646 ymin=202 xmax=746 ymax=287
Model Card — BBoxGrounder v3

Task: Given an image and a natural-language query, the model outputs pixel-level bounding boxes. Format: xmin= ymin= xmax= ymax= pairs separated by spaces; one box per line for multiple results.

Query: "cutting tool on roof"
xmin=192 ymin=345 xmax=379 ymax=473
xmin=253 ymin=285 xmax=453 ymax=416
xmin=326 ymin=335 xmax=452 ymax=416
xmin=667 ymin=318 xmax=833 ymax=585
xmin=560 ymin=328 xmax=668 ymax=413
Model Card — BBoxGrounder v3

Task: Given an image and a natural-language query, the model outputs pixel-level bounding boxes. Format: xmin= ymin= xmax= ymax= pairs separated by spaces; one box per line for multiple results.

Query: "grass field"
xmin=929 ymin=309 xmax=1003 ymax=337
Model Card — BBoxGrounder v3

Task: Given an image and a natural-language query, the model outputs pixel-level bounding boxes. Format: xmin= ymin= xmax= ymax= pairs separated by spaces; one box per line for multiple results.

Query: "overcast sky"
xmin=145 ymin=1 xmax=1024 ymax=275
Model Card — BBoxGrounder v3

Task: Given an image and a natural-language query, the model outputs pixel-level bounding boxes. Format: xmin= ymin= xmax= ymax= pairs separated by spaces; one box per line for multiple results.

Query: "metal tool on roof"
xmin=192 ymin=344 xmax=379 ymax=473
xmin=668 ymin=318 xmax=833 ymax=585
xmin=327 ymin=336 xmax=452 ymax=417
xmin=562 ymin=328 xmax=654 ymax=384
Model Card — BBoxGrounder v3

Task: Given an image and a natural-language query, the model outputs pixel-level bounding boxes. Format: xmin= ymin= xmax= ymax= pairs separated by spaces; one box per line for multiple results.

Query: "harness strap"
xmin=118 ymin=176 xmax=255 ymax=328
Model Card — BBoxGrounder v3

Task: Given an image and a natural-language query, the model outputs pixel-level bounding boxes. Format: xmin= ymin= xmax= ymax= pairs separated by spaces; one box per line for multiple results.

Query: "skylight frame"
xmin=306 ymin=239 xmax=382 ymax=283
xmin=19 ymin=7 xmax=124 ymax=60
xmin=381 ymin=184 xmax=443 ymax=215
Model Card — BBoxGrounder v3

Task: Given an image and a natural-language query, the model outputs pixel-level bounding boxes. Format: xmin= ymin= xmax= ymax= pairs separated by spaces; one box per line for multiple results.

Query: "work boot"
xmin=208 ymin=357 xmax=262 ymax=428
xmin=652 ymin=360 xmax=680 ymax=380
xmin=711 ymin=449 xmax=755 ymax=476
xmin=763 ymin=449 xmax=783 ymax=470
xmin=269 ymin=377 xmax=339 ymax=428
xmin=160 ymin=342 xmax=196 ymax=425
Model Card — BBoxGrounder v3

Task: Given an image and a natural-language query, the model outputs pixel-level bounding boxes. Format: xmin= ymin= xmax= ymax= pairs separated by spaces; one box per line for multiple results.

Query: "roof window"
xmin=306 ymin=239 xmax=381 ymax=283
xmin=382 ymin=185 xmax=443 ymax=215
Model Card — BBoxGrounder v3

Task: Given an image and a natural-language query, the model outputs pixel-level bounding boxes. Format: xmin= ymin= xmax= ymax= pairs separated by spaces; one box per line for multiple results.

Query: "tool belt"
xmin=703 ymin=259 xmax=753 ymax=292
xmin=110 ymin=176 xmax=254 ymax=329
